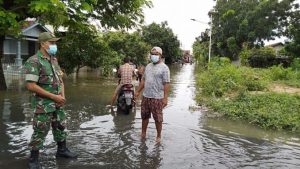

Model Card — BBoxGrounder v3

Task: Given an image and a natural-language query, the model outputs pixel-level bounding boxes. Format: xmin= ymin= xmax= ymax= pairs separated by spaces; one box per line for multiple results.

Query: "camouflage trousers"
xmin=29 ymin=108 xmax=67 ymax=150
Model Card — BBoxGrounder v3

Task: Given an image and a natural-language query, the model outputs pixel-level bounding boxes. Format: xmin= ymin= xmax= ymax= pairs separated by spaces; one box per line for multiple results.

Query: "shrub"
xmin=195 ymin=61 xmax=300 ymax=132
xmin=248 ymin=47 xmax=276 ymax=68
xmin=197 ymin=60 xmax=267 ymax=97
xmin=239 ymin=47 xmax=251 ymax=66
xmin=240 ymin=67 xmax=268 ymax=91
xmin=209 ymin=93 xmax=300 ymax=131
xmin=291 ymin=58 xmax=300 ymax=71
xmin=266 ymin=65 xmax=299 ymax=81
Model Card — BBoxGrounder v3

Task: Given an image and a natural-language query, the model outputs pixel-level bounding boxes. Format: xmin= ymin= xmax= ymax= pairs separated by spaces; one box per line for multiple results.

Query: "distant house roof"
xmin=22 ymin=22 xmax=51 ymax=41
xmin=22 ymin=21 xmax=51 ymax=33
xmin=5 ymin=22 xmax=51 ymax=41
xmin=266 ymin=42 xmax=284 ymax=48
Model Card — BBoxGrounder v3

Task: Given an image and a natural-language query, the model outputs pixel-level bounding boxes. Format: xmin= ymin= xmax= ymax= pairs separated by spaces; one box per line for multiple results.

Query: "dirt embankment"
xmin=269 ymin=84 xmax=300 ymax=95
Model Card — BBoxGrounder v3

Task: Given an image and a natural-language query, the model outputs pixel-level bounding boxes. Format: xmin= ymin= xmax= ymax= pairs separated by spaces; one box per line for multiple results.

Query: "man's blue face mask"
xmin=150 ymin=55 xmax=160 ymax=63
xmin=47 ymin=44 xmax=58 ymax=56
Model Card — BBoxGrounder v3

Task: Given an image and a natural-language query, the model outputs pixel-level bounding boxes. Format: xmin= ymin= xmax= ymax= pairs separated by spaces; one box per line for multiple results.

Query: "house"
xmin=265 ymin=42 xmax=291 ymax=67
xmin=266 ymin=42 xmax=284 ymax=56
xmin=2 ymin=22 xmax=52 ymax=66
xmin=182 ymin=50 xmax=192 ymax=63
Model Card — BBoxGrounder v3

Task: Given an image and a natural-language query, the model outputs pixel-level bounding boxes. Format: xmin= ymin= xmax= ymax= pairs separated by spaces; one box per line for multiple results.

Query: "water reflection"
xmin=139 ymin=142 xmax=162 ymax=169
xmin=200 ymin=118 xmax=300 ymax=168
xmin=2 ymin=99 xmax=11 ymax=122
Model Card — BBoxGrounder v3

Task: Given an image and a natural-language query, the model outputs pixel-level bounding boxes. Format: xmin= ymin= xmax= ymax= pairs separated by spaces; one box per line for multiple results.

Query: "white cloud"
xmin=143 ymin=0 xmax=215 ymax=51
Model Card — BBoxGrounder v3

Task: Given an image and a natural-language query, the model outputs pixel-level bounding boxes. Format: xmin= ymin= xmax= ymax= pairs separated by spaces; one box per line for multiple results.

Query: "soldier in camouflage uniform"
xmin=24 ymin=32 xmax=77 ymax=169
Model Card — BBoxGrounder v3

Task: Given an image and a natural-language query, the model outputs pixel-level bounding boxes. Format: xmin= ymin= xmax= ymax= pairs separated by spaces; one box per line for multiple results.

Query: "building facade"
xmin=2 ymin=22 xmax=51 ymax=66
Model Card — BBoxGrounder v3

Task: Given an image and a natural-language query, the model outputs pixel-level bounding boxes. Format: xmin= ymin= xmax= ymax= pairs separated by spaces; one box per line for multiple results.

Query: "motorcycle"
xmin=117 ymin=84 xmax=135 ymax=114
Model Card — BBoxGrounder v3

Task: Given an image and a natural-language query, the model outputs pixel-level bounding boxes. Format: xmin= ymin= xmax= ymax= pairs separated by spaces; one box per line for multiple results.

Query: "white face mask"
xmin=150 ymin=55 xmax=160 ymax=63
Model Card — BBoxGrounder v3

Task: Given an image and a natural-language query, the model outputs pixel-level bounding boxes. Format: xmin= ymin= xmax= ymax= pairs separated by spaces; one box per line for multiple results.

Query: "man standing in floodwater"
xmin=24 ymin=32 xmax=77 ymax=169
xmin=135 ymin=46 xmax=170 ymax=143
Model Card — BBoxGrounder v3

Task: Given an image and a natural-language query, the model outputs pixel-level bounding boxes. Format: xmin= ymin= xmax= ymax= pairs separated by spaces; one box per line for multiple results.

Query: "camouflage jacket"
xmin=24 ymin=51 xmax=64 ymax=114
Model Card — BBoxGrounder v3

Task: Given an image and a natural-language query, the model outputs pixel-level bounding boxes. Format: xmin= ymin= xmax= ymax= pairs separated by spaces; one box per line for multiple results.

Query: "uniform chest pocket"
xmin=38 ymin=74 xmax=54 ymax=85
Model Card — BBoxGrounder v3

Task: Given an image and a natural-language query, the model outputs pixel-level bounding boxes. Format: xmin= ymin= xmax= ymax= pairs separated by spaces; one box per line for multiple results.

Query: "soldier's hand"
xmin=55 ymin=97 xmax=66 ymax=107
xmin=52 ymin=95 xmax=66 ymax=105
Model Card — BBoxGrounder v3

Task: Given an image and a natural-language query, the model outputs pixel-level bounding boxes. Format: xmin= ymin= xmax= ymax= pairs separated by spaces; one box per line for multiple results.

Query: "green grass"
xmin=207 ymin=93 xmax=300 ymax=131
xmin=195 ymin=60 xmax=300 ymax=132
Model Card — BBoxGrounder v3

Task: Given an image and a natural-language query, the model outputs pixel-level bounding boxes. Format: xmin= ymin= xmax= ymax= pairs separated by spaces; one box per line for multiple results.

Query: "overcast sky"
xmin=143 ymin=0 xmax=215 ymax=51
xmin=143 ymin=0 xmax=300 ymax=51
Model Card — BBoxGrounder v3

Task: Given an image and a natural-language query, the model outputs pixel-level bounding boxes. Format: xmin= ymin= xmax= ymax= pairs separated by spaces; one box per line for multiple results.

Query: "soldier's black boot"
xmin=56 ymin=140 xmax=78 ymax=158
xmin=28 ymin=150 xmax=42 ymax=169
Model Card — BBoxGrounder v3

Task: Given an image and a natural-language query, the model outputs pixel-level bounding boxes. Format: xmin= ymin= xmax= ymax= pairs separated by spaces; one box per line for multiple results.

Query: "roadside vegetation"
xmin=195 ymin=58 xmax=300 ymax=131
xmin=193 ymin=0 xmax=300 ymax=132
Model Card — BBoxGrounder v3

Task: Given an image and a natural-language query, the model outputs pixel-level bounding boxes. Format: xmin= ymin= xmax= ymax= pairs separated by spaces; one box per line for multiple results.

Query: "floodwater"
xmin=1 ymin=64 xmax=300 ymax=169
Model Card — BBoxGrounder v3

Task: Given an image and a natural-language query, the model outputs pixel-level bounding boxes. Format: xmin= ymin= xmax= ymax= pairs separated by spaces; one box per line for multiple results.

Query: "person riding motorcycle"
xmin=110 ymin=57 xmax=136 ymax=106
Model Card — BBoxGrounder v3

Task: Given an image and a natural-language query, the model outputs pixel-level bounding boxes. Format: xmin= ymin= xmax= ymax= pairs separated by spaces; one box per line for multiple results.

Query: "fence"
xmin=2 ymin=63 xmax=25 ymax=90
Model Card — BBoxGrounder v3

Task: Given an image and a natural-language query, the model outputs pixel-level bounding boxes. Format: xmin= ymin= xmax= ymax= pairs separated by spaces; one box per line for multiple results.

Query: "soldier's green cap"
xmin=38 ymin=32 xmax=60 ymax=42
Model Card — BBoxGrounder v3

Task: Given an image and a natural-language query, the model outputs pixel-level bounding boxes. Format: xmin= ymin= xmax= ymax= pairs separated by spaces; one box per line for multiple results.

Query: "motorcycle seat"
xmin=121 ymin=84 xmax=134 ymax=89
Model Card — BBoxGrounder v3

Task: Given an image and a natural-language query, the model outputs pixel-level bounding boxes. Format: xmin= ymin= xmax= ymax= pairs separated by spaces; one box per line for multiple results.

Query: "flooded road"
xmin=1 ymin=64 xmax=300 ymax=169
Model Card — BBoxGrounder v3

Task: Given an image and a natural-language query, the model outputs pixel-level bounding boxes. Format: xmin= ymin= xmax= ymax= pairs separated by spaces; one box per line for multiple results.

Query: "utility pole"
xmin=208 ymin=13 xmax=212 ymax=63
xmin=190 ymin=18 xmax=212 ymax=63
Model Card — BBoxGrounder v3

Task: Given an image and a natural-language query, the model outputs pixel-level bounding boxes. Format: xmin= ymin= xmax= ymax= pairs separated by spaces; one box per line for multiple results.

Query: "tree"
xmin=104 ymin=31 xmax=150 ymax=66
xmin=0 ymin=0 xmax=152 ymax=89
xmin=57 ymin=25 xmax=113 ymax=75
xmin=285 ymin=3 xmax=300 ymax=57
xmin=141 ymin=22 xmax=181 ymax=64
xmin=122 ymin=32 xmax=151 ymax=66
xmin=209 ymin=0 xmax=296 ymax=60
xmin=192 ymin=29 xmax=210 ymax=65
